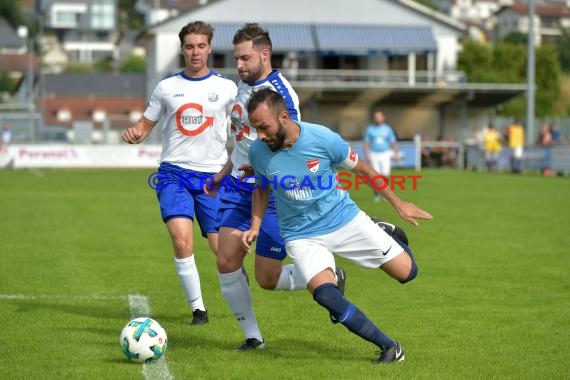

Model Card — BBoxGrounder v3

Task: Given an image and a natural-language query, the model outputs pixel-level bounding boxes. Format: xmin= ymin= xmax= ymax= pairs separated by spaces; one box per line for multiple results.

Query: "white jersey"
xmin=229 ymin=69 xmax=300 ymax=180
xmin=144 ymin=70 xmax=237 ymax=172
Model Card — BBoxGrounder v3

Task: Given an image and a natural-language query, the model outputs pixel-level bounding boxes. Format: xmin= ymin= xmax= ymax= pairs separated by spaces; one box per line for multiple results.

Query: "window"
xmin=91 ymin=0 xmax=115 ymax=30
xmin=54 ymin=11 xmax=78 ymax=27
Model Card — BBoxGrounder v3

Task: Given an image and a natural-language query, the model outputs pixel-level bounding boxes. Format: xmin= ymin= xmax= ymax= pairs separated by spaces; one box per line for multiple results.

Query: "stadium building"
xmin=141 ymin=0 xmax=526 ymax=142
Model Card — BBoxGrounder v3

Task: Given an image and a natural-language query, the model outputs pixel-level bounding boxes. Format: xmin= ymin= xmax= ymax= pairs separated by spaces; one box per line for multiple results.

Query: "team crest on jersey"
xmin=306 ymin=159 xmax=320 ymax=173
xmin=208 ymin=93 xmax=219 ymax=102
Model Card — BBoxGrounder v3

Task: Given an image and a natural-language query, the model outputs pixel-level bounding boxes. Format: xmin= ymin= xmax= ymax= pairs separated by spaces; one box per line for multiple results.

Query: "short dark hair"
xmin=233 ymin=23 xmax=272 ymax=52
xmin=178 ymin=21 xmax=214 ymax=46
xmin=247 ymin=87 xmax=285 ymax=115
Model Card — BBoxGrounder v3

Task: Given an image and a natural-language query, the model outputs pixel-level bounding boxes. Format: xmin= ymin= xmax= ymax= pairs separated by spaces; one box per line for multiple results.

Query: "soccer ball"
xmin=120 ymin=317 xmax=168 ymax=363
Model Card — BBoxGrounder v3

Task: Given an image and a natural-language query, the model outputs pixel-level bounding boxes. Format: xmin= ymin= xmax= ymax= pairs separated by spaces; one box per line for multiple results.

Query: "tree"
xmin=457 ymin=40 xmax=492 ymax=82
xmin=458 ymin=40 xmax=562 ymax=117
xmin=0 ymin=0 xmax=24 ymax=28
xmin=535 ymin=44 xmax=561 ymax=117
xmin=0 ymin=69 xmax=14 ymax=97
xmin=556 ymin=28 xmax=570 ymax=73
xmin=502 ymin=32 xmax=527 ymax=45
xmin=120 ymin=55 xmax=146 ymax=73
xmin=94 ymin=55 xmax=114 ymax=72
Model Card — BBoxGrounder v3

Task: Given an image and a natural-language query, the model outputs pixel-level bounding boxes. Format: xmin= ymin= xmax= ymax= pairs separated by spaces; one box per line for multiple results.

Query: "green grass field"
xmin=0 ymin=168 xmax=569 ymax=379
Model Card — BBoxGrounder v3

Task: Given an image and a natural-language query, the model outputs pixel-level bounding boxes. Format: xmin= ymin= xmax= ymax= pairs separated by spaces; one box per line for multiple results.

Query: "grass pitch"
xmin=0 ymin=168 xmax=568 ymax=379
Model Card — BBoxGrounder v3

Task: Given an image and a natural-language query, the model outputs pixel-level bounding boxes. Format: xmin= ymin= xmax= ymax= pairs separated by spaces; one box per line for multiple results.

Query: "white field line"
xmin=1 ymin=293 xmax=174 ymax=380
xmin=0 ymin=293 xmax=127 ymax=300
xmin=128 ymin=294 xmax=174 ymax=380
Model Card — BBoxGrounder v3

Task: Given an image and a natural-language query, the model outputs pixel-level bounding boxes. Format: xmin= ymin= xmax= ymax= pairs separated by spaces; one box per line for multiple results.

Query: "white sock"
xmin=274 ymin=264 xmax=306 ymax=291
xmin=174 ymin=255 xmax=205 ymax=312
xmin=219 ymin=267 xmax=262 ymax=341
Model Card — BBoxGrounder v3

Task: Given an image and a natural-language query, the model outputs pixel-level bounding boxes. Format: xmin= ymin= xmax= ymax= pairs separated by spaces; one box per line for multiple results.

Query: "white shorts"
xmin=369 ymin=151 xmax=392 ymax=176
xmin=512 ymin=147 xmax=523 ymax=159
xmin=285 ymin=211 xmax=404 ymax=284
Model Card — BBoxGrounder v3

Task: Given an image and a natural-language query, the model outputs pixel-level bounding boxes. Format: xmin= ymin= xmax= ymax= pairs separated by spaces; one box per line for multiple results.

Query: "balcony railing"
xmin=212 ymin=68 xmax=467 ymax=86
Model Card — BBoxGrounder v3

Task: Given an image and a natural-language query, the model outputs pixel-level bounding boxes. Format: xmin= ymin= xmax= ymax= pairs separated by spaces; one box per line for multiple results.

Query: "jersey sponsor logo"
xmin=175 ymin=103 xmax=213 ymax=136
xmin=173 ymin=93 xmax=184 ymax=97
xmin=306 ymin=159 xmax=320 ymax=173
xmin=230 ymin=104 xmax=251 ymax=142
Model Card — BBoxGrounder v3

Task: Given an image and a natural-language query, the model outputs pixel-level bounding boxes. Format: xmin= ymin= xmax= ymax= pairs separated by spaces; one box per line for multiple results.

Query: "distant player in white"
xmin=204 ymin=23 xmax=310 ymax=351
xmin=363 ymin=111 xmax=399 ymax=202
xmin=242 ymin=88 xmax=432 ymax=364
xmin=122 ymin=21 xmax=237 ymax=325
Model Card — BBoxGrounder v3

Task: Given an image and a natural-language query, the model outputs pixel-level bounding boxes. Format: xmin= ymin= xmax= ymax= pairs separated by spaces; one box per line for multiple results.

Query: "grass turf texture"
xmin=0 ymin=168 xmax=568 ymax=379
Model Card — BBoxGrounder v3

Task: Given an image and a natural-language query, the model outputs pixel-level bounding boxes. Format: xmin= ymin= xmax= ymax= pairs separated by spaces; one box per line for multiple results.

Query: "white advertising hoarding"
xmin=0 ymin=145 xmax=162 ymax=168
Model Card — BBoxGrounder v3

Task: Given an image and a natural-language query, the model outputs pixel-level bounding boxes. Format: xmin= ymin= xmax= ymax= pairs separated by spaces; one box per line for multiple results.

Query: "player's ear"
xmin=261 ymin=48 xmax=271 ymax=62
xmin=279 ymin=110 xmax=288 ymax=124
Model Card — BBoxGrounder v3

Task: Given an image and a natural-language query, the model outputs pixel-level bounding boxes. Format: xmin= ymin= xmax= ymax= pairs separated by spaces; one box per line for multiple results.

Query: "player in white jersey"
xmin=205 ymin=23 xmax=316 ymax=351
xmin=122 ymin=21 xmax=237 ymax=325
xmin=242 ymin=88 xmax=433 ymax=364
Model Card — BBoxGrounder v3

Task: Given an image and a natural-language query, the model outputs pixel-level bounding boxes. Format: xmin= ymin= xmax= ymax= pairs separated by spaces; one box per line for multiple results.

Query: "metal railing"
xmin=213 ymin=68 xmax=467 ymax=86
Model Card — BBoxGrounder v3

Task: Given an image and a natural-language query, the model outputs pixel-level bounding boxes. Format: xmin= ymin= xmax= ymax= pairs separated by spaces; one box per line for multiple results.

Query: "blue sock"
xmin=313 ymin=284 xmax=395 ymax=348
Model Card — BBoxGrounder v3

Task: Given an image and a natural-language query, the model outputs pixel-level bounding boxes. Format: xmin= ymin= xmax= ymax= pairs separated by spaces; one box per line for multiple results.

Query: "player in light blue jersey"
xmin=242 ymin=88 xmax=432 ymax=365
xmin=363 ymin=111 xmax=399 ymax=202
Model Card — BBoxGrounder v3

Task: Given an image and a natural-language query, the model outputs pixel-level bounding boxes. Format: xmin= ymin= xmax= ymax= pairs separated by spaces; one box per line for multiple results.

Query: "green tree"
xmin=459 ymin=40 xmax=562 ymax=117
xmin=120 ymin=55 xmax=146 ymax=73
xmin=94 ymin=55 xmax=114 ymax=72
xmin=556 ymin=28 xmax=570 ymax=73
xmin=535 ymin=43 xmax=561 ymax=116
xmin=118 ymin=0 xmax=145 ymax=31
xmin=502 ymin=32 xmax=527 ymax=45
xmin=0 ymin=0 xmax=24 ymax=28
xmin=0 ymin=69 xmax=14 ymax=97
xmin=457 ymin=40 xmax=493 ymax=82
xmin=492 ymin=42 xmax=526 ymax=83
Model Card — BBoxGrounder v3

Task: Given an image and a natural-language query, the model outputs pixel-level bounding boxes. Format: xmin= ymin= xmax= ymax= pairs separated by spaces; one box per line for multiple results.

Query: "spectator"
xmin=1 ymin=124 xmax=13 ymax=145
xmin=506 ymin=119 xmax=525 ymax=174
xmin=537 ymin=121 xmax=553 ymax=176
xmin=442 ymin=135 xmax=459 ymax=167
xmin=483 ymin=125 xmax=501 ymax=172
xmin=420 ymin=135 xmax=434 ymax=168
xmin=429 ymin=134 xmax=446 ymax=168
xmin=550 ymin=122 xmax=566 ymax=146
xmin=363 ymin=111 xmax=399 ymax=202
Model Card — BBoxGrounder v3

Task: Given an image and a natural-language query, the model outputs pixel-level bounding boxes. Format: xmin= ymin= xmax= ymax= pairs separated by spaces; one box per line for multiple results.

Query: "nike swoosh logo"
xmin=395 ymin=346 xmax=402 ymax=358
xmin=269 ymin=171 xmax=280 ymax=176
xmin=382 ymin=246 xmax=392 ymax=256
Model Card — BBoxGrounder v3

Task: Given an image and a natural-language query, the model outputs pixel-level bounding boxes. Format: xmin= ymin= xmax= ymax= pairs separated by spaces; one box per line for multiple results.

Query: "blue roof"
xmin=211 ymin=23 xmax=315 ymax=52
xmin=315 ymin=25 xmax=437 ymax=54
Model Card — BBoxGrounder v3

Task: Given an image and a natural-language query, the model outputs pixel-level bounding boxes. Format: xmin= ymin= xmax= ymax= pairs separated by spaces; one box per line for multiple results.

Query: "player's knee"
xmin=313 ymin=283 xmax=347 ymax=317
xmin=171 ymin=236 xmax=191 ymax=256
xmin=399 ymin=259 xmax=418 ymax=284
xmin=255 ymin=275 xmax=278 ymax=290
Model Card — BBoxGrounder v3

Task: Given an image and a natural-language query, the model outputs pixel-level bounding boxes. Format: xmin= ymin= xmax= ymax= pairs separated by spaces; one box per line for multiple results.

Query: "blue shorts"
xmin=155 ymin=162 xmax=219 ymax=238
xmin=218 ymin=176 xmax=286 ymax=260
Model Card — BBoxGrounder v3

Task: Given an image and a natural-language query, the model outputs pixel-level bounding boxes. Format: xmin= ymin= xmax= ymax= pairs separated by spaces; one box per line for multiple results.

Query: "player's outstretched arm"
xmin=242 ymin=186 xmax=270 ymax=253
xmin=122 ymin=116 xmax=156 ymax=144
xmin=352 ymin=159 xmax=433 ymax=227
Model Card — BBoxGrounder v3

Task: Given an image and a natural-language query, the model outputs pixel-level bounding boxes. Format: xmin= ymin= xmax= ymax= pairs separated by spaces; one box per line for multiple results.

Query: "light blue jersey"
xmin=364 ymin=124 xmax=396 ymax=152
xmin=249 ymin=121 xmax=360 ymax=242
